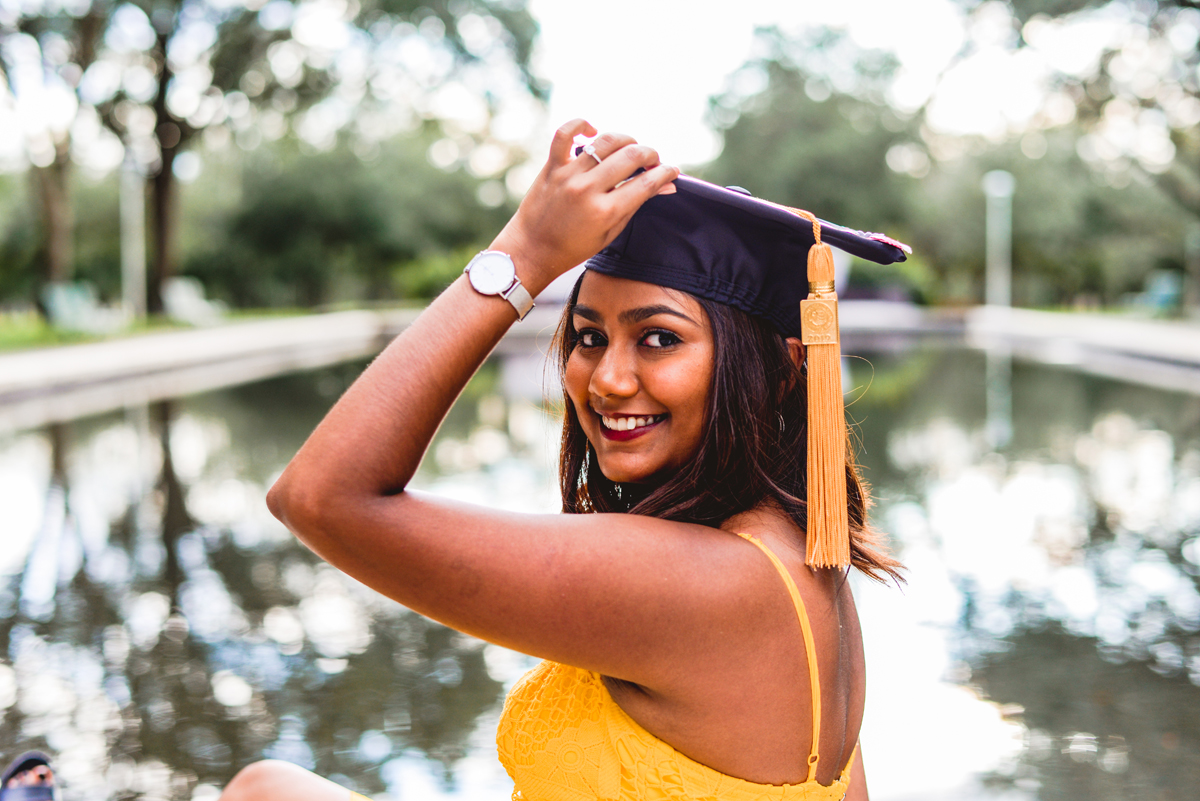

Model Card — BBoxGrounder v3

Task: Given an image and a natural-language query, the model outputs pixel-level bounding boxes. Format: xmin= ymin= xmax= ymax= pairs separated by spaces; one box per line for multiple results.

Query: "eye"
xmin=574 ymin=329 xmax=606 ymax=349
xmin=642 ymin=330 xmax=681 ymax=348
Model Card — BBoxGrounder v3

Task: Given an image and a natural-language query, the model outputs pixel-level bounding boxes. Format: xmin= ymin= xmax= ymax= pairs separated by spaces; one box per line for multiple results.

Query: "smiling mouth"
xmin=599 ymin=413 xmax=667 ymax=432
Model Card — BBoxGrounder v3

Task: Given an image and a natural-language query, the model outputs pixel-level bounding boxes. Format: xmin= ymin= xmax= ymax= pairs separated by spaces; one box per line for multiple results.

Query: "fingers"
xmin=550 ymin=119 xmax=597 ymax=164
xmin=590 ymin=141 xmax=665 ymax=187
xmin=612 ymin=162 xmax=681 ymax=208
xmin=582 ymin=132 xmax=638 ymax=162
xmin=567 ymin=131 xmax=639 ymax=178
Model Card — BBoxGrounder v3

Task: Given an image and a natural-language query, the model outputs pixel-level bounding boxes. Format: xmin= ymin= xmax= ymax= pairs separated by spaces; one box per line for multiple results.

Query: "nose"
xmin=589 ymin=342 xmax=639 ymax=400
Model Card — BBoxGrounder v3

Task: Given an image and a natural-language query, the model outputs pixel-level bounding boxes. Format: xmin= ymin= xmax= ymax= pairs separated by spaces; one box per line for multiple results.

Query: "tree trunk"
xmin=31 ymin=139 xmax=74 ymax=293
xmin=147 ymin=28 xmax=179 ymax=316
xmin=148 ymin=144 xmax=177 ymax=315
xmin=154 ymin=400 xmax=192 ymax=601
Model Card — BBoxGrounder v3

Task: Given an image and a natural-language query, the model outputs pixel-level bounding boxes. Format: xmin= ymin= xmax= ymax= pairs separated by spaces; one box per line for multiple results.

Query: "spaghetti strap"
xmin=735 ymin=532 xmax=824 ymax=783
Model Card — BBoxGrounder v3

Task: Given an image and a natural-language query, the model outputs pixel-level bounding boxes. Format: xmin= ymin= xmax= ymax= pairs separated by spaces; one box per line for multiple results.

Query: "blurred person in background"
xmin=2 ymin=752 xmax=57 ymax=801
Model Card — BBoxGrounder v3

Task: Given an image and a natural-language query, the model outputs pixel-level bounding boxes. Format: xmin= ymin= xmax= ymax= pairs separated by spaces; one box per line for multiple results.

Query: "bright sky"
xmin=530 ymin=0 xmax=980 ymax=166
xmin=528 ymin=0 xmax=1179 ymax=172
xmin=1 ymin=0 xmax=1166 ymax=178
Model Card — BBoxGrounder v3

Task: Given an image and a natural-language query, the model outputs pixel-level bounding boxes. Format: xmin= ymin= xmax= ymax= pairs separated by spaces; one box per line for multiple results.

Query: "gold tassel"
xmin=793 ymin=211 xmax=850 ymax=569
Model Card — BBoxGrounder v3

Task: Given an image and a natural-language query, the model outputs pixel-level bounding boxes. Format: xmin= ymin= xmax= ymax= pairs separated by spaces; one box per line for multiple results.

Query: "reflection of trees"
xmin=1 ymin=375 xmax=509 ymax=798
xmin=0 ymin=422 xmax=73 ymax=766
xmin=847 ymin=347 xmax=1200 ymax=799
xmin=972 ymin=624 xmax=1200 ymax=799
xmin=156 ymin=401 xmax=194 ymax=602
xmin=295 ymin=617 xmax=503 ymax=796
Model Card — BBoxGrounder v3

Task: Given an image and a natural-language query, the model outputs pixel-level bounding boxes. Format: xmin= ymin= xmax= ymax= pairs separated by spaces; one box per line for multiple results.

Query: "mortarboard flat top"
xmin=585 ymin=175 xmax=910 ymax=338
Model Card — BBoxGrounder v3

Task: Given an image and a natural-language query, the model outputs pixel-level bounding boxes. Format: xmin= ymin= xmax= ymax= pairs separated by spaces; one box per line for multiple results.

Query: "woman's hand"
xmin=270 ymin=120 xmax=677 ymax=523
xmin=269 ymin=117 xmax=718 ymax=686
xmin=490 ymin=119 xmax=680 ymax=292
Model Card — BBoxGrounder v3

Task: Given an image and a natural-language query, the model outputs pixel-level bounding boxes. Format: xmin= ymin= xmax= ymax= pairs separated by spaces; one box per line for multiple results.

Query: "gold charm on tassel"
xmin=793 ymin=211 xmax=851 ymax=569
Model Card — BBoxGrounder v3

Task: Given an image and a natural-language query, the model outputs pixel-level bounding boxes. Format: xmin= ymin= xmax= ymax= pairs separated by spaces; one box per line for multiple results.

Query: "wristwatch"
xmin=463 ymin=250 xmax=535 ymax=321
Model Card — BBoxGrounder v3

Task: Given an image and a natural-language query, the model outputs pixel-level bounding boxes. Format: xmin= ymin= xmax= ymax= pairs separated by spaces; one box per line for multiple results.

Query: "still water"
xmin=1 ymin=343 xmax=1199 ymax=801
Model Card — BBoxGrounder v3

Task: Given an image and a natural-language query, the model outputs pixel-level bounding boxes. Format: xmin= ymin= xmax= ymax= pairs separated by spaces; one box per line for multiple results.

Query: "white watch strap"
xmin=502 ymin=279 xmax=535 ymax=321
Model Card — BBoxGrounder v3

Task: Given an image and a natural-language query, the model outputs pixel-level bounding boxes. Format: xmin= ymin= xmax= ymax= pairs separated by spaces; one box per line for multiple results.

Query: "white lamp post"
xmin=982 ymin=170 xmax=1015 ymax=308
xmin=982 ymin=170 xmax=1015 ymax=448
xmin=120 ymin=147 xmax=147 ymax=322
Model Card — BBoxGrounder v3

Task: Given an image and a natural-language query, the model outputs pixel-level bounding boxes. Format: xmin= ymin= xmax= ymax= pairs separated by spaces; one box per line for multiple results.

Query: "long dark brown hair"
xmin=552 ymin=274 xmax=904 ymax=584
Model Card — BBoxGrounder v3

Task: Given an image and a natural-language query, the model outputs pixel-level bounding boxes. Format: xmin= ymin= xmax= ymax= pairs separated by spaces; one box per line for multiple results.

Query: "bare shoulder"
xmin=604 ymin=507 xmax=867 ymax=785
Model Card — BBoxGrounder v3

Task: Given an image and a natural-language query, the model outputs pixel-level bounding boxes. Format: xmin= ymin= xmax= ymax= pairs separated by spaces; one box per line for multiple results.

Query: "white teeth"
xmin=600 ymin=414 xmax=661 ymax=431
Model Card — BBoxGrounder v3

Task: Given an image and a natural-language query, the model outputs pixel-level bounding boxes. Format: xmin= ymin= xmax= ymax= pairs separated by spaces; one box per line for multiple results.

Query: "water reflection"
xmin=848 ymin=349 xmax=1200 ymax=800
xmin=0 ymin=347 xmax=1198 ymax=800
xmin=0 ymin=363 xmax=548 ymax=800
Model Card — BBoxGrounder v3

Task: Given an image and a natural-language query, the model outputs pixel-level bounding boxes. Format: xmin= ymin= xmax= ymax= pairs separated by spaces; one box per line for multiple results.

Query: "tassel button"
xmin=801 ymin=298 xmax=839 ymax=346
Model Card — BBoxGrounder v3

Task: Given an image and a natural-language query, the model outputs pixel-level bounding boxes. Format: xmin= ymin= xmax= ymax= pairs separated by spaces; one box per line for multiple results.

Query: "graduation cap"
xmin=585 ymin=175 xmax=911 ymax=569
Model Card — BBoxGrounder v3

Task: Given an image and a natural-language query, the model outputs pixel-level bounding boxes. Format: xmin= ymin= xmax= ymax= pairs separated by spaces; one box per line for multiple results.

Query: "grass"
xmin=0 ymin=312 xmax=98 ymax=352
xmin=0 ymin=304 xmax=423 ymax=355
xmin=0 ymin=309 xmax=295 ymax=354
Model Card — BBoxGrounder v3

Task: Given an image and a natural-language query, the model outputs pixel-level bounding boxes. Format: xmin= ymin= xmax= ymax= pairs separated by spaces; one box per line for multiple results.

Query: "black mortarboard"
xmin=583 ymin=174 xmax=911 ymax=569
xmin=584 ymin=174 xmax=909 ymax=338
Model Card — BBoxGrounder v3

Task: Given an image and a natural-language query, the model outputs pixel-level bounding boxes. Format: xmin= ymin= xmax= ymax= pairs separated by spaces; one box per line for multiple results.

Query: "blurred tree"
xmin=959 ymin=0 xmax=1200 ymax=309
xmin=0 ymin=175 xmax=40 ymax=303
xmin=705 ymin=25 xmax=1194 ymax=307
xmin=0 ymin=0 xmax=544 ymax=314
xmin=184 ymin=131 xmax=512 ymax=307
xmin=73 ymin=172 xmax=123 ymax=298
xmin=986 ymin=0 xmax=1200 ymax=216
xmin=702 ymin=27 xmax=914 ymax=231
xmin=0 ymin=3 xmax=107 ymax=298
xmin=911 ymin=128 xmax=1188 ymax=306
xmin=702 ymin=28 xmax=941 ymax=303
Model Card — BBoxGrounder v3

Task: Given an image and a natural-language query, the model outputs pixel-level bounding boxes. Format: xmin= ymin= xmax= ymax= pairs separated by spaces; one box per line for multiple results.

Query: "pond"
xmin=1 ymin=340 xmax=1198 ymax=801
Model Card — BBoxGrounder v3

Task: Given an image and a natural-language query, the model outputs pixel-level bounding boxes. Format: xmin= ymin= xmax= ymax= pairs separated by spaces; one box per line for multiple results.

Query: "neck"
xmin=721 ymin=501 xmax=804 ymax=552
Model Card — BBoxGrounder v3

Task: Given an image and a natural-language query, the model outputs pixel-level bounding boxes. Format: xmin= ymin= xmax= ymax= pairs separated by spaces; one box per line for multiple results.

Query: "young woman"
xmin=221 ymin=119 xmax=903 ymax=801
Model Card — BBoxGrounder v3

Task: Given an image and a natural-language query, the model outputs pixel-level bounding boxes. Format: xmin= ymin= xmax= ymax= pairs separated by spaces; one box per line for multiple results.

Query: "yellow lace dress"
xmin=495 ymin=533 xmax=857 ymax=801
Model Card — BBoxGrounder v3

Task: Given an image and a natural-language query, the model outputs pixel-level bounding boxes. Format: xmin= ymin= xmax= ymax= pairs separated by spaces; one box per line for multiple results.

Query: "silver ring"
xmin=582 ymin=143 xmax=602 ymax=164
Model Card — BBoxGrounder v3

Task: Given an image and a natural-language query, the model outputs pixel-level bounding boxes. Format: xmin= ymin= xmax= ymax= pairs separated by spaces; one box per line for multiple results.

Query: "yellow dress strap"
xmin=735 ymin=532 xmax=823 ymax=783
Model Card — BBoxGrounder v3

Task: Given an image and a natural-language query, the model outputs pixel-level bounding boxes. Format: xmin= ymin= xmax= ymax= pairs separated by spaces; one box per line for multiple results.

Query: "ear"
xmin=785 ymin=337 xmax=805 ymax=370
xmin=777 ymin=337 xmax=805 ymax=402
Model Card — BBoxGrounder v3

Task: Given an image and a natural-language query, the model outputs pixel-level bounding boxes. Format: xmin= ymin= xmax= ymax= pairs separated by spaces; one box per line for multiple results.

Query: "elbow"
xmin=265 ymin=474 xmax=290 ymax=527
xmin=267 ymin=467 xmax=327 ymax=540
xmin=267 ymin=466 xmax=393 ymax=548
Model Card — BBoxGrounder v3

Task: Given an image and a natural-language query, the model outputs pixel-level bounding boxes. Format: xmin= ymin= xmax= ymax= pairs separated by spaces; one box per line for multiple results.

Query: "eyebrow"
xmin=572 ymin=304 xmax=700 ymax=326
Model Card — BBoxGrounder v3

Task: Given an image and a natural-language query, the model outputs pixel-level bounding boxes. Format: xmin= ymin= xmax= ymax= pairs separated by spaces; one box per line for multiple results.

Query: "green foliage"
xmin=0 ymin=310 xmax=91 ymax=351
xmin=393 ymin=244 xmax=482 ymax=300
xmin=72 ymin=175 xmax=122 ymax=301
xmin=352 ymin=0 xmax=547 ymax=99
xmin=702 ymin=28 xmax=914 ymax=231
xmin=982 ymin=1 xmax=1200 ymax=221
xmin=0 ymin=171 xmax=137 ymax=307
xmin=847 ymin=254 xmax=938 ymax=304
xmin=911 ymin=130 xmax=1189 ymax=305
xmin=0 ymin=175 xmax=38 ymax=304
xmin=0 ymin=0 xmax=543 ymax=314
xmin=183 ymin=134 xmax=512 ymax=308
xmin=706 ymin=26 xmax=1194 ymax=307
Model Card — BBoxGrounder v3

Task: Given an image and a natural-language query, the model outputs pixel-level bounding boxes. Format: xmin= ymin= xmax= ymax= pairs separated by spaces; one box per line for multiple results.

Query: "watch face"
xmin=468 ymin=252 xmax=516 ymax=295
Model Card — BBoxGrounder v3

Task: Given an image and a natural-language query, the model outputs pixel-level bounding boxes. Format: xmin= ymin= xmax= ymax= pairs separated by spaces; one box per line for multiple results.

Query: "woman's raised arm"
xmin=269 ymin=120 xmax=675 ymax=510
xmin=261 ymin=122 xmax=787 ymax=686
xmin=270 ymin=119 xmax=676 ymax=515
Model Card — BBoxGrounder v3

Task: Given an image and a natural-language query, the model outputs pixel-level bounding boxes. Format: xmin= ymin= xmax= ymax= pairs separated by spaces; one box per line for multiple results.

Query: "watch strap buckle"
xmin=501 ymin=279 xmax=535 ymax=321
